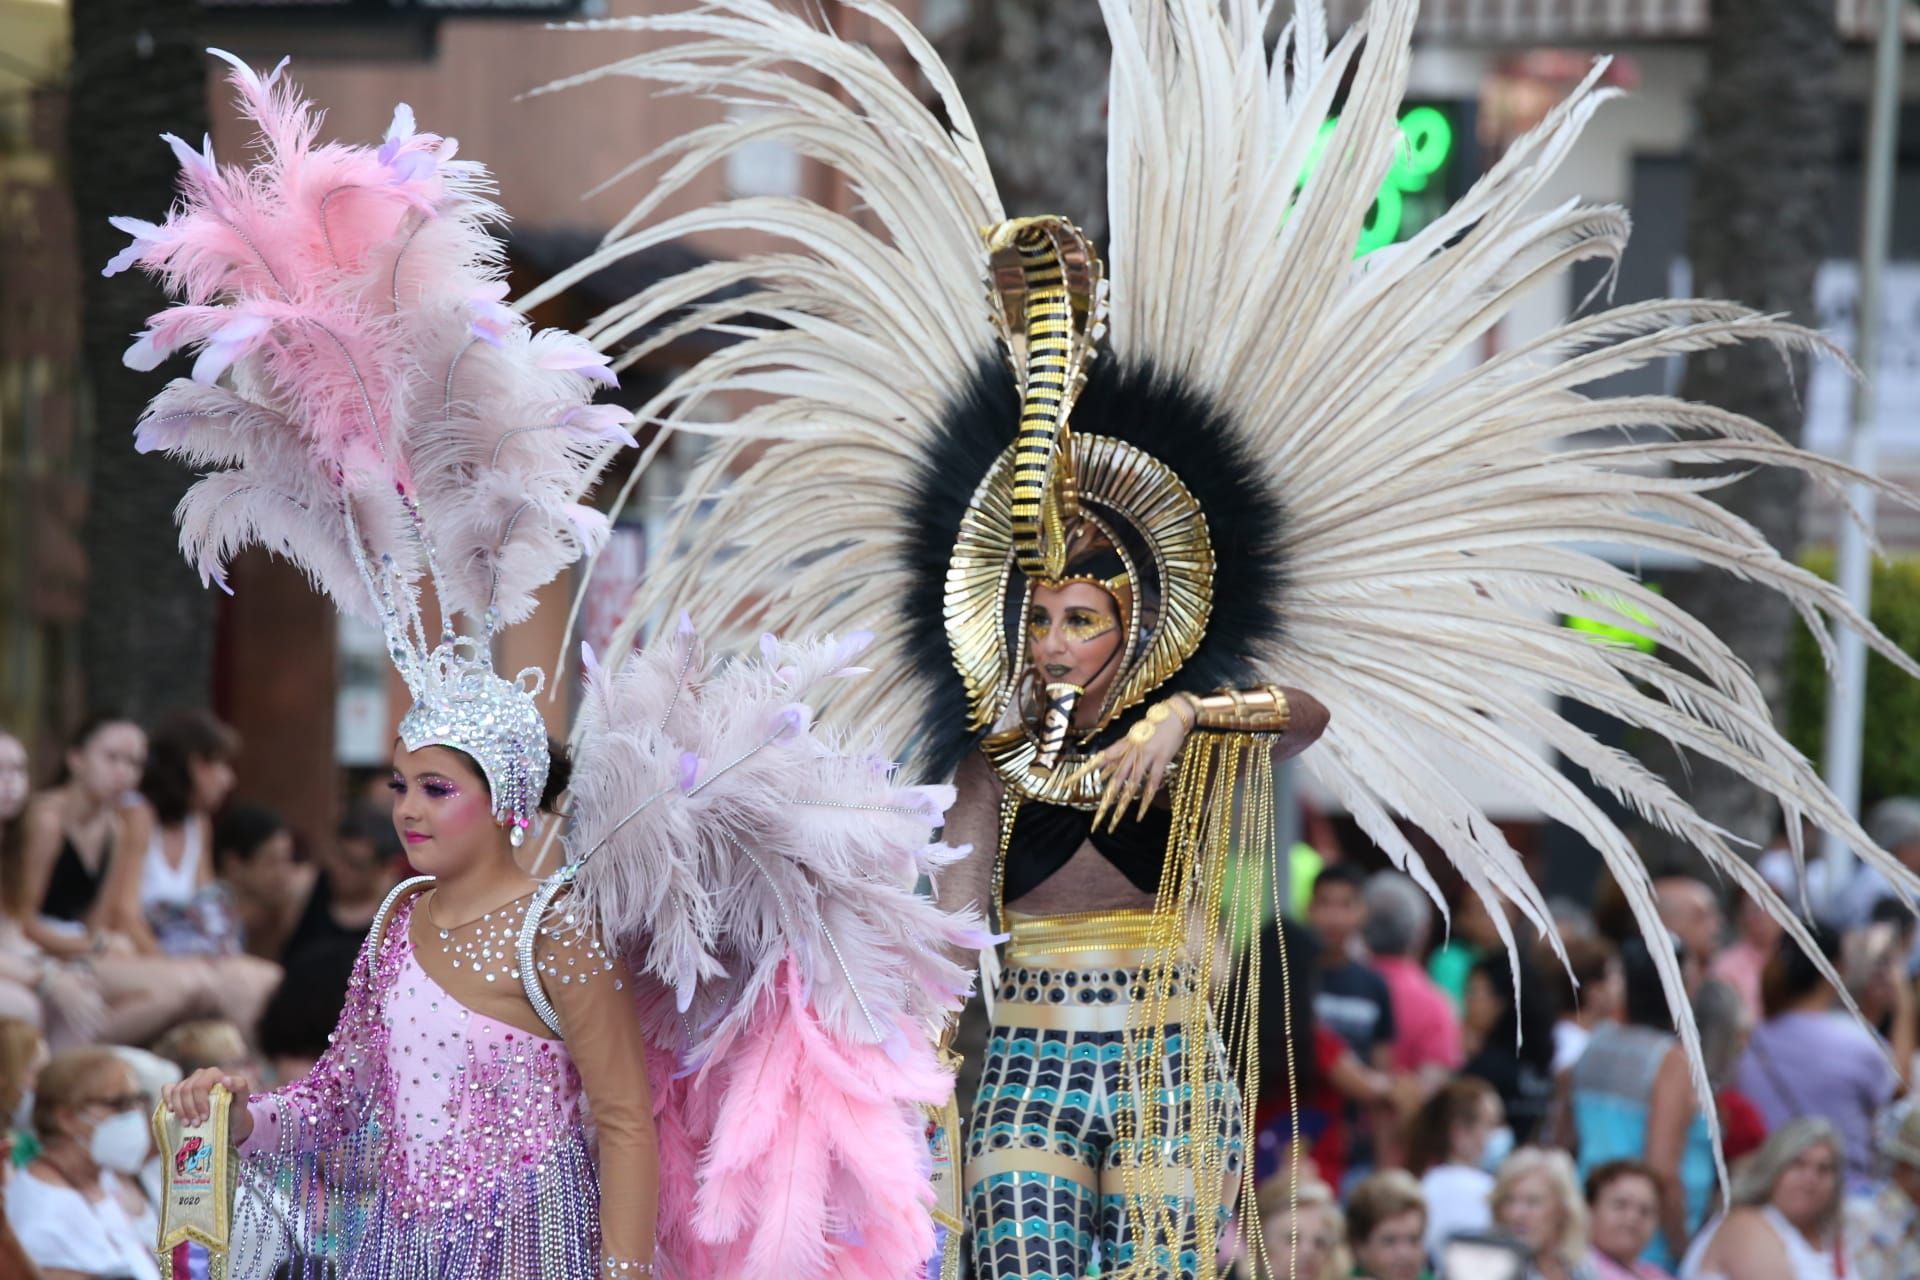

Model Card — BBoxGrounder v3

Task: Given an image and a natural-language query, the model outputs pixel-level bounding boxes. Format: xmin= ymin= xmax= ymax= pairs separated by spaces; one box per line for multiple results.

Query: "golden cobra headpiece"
xmin=944 ymin=217 xmax=1217 ymax=735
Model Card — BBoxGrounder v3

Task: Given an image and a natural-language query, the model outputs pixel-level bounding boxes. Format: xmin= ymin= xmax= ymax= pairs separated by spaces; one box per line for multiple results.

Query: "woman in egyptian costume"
xmin=530 ymin=0 xmax=1920 ymax=1275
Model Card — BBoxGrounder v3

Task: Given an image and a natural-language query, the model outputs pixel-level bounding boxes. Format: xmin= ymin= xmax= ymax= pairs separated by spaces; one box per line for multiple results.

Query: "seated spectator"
xmin=15 ymin=715 xmax=217 ymax=1044
xmin=1309 ymin=864 xmax=1396 ymax=1069
xmin=279 ymin=804 xmax=401 ymax=965
xmin=257 ymin=934 xmax=360 ymax=1084
xmin=108 ymin=1045 xmax=179 ymax=1210
xmin=1680 ymin=1118 xmax=1847 ymax=1280
xmin=214 ymin=804 xmax=306 ymax=959
xmin=1463 ymin=950 xmax=1557 ymax=1144
xmin=1231 ymin=1173 xmax=1346 ymax=1280
xmin=136 ymin=710 xmax=244 ymax=956
xmin=7 ymin=1048 xmax=160 ymax=1279
xmin=0 ymin=1017 xmax=47 ymax=1160
xmin=1364 ymin=871 xmax=1463 ymax=1080
xmin=1654 ymin=877 xmax=1723 ymax=973
xmin=1738 ymin=924 xmax=1898 ymax=1193
xmin=1711 ymin=895 xmax=1781 ymax=1022
xmin=1492 ymin=1147 xmax=1596 ymax=1280
xmin=1408 ymin=1077 xmax=1503 ymax=1258
xmin=1573 ymin=935 xmax=1714 ymax=1269
xmin=1846 ymin=1098 xmax=1920 ymax=1280
xmin=1430 ymin=890 xmax=1504 ymax=1015
xmin=1347 ymin=1169 xmax=1431 ymax=1280
xmin=154 ymin=1018 xmax=253 ymax=1079
xmin=1549 ymin=935 xmax=1622 ymax=1079
xmin=1585 ymin=1160 xmax=1675 ymax=1280
xmin=1693 ymin=978 xmax=1766 ymax=1166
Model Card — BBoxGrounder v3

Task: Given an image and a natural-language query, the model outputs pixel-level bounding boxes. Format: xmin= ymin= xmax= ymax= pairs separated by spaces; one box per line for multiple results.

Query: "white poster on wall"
xmin=1804 ymin=261 xmax=1920 ymax=456
xmin=1668 ymin=260 xmax=1920 ymax=457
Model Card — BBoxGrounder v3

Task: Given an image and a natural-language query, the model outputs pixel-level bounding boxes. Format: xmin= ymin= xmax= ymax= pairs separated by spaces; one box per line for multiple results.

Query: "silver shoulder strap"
xmin=515 ymin=863 xmax=578 ymax=1037
xmin=364 ymin=874 xmax=436 ymax=977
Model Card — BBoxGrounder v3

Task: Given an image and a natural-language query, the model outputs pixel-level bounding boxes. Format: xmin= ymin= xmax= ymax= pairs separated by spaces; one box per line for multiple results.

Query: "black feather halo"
xmin=897 ymin=355 xmax=1290 ymax=779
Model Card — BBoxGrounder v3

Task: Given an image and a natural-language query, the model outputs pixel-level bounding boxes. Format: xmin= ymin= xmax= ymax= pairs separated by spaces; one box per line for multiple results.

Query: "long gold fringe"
xmin=1109 ymin=731 xmax=1298 ymax=1280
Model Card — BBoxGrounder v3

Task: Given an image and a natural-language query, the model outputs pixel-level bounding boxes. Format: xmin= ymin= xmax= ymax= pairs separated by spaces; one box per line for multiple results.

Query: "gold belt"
xmin=1002 ymin=908 xmax=1168 ymax=970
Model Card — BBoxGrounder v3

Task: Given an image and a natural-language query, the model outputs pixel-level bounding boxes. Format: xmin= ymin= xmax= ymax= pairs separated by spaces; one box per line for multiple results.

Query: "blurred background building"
xmin=2 ymin=0 xmax=1917 ymax=868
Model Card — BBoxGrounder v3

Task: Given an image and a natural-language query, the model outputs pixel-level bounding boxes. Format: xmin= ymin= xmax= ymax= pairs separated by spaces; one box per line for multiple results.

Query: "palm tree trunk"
xmin=1638 ymin=0 xmax=1839 ymax=869
xmin=66 ymin=12 xmax=214 ymax=719
xmin=943 ymin=0 xmax=1112 ymax=239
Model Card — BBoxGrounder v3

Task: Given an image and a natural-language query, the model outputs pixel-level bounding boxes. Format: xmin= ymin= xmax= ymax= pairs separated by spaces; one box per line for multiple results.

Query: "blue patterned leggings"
xmin=964 ymin=963 xmax=1244 ymax=1280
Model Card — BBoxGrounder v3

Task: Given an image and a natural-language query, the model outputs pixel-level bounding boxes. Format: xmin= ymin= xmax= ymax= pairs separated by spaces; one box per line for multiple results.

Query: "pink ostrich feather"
xmin=568 ymin=622 xmax=982 ymax=1280
xmin=111 ymin=50 xmax=630 ymax=633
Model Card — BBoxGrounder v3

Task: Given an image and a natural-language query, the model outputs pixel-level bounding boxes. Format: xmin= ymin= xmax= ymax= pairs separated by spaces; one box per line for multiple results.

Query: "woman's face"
xmin=1354 ymin=1209 xmax=1426 ymax=1280
xmin=1591 ymin=958 xmax=1625 ymax=1020
xmin=189 ymin=753 xmax=238 ymax=814
xmin=67 ymin=723 xmax=146 ymax=806
xmin=1589 ymin=1172 xmax=1660 ymax=1263
xmin=1464 ymin=970 xmax=1503 ymax=1041
xmin=1497 ymin=1171 xmax=1564 ymax=1255
xmin=1453 ymin=1093 xmax=1503 ymax=1166
xmin=1772 ymin=1140 xmax=1840 ymax=1230
xmin=225 ymin=829 xmax=296 ymax=903
xmin=389 ymin=743 xmax=504 ymax=877
xmin=1265 ymin=1204 xmax=1337 ymax=1279
xmin=50 ymin=1060 xmax=142 ymax=1153
xmin=1027 ymin=583 xmax=1124 ymax=718
xmin=0 ymin=733 xmax=28 ymax=822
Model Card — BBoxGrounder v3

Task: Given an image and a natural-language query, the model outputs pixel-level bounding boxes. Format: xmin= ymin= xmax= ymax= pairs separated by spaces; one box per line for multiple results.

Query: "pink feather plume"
xmin=566 ymin=622 xmax=983 ymax=1280
xmin=111 ymin=51 xmax=631 ymax=632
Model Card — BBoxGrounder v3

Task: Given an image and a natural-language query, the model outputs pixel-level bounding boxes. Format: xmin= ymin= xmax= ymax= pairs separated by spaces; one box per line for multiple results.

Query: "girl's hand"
xmin=1077 ymin=696 xmax=1195 ymax=831
xmin=162 ymin=1067 xmax=255 ymax=1143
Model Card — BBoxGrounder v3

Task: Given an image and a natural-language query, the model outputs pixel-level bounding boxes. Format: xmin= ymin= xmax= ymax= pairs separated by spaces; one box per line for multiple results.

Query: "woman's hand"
xmin=162 ymin=1067 xmax=255 ymax=1143
xmin=1076 ymin=696 xmax=1195 ymax=831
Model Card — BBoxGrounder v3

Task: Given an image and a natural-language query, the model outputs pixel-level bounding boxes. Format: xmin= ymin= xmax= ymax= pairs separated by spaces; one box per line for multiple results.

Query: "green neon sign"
xmin=1565 ymin=586 xmax=1663 ymax=654
xmin=1301 ymin=105 xmax=1457 ymax=257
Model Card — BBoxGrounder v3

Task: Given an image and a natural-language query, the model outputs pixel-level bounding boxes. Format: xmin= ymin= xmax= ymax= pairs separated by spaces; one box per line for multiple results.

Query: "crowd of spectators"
xmin=1241 ymin=804 xmax=1920 ymax=1279
xmin=10 ymin=705 xmax=1920 ymax=1279
xmin=0 ymin=716 xmax=402 ymax=1277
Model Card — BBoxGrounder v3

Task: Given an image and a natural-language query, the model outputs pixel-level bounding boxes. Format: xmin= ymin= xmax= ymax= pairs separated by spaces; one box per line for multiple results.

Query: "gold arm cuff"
xmin=1190 ymin=685 xmax=1289 ymax=732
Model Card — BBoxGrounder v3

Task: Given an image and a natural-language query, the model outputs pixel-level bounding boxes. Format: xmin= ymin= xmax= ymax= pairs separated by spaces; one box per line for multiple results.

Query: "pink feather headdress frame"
xmin=112 ymin=50 xmax=634 ymax=838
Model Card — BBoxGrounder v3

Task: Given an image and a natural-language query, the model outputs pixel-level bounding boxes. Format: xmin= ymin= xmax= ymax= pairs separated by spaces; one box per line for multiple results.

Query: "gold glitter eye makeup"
xmin=1061 ymin=612 xmax=1117 ymax=643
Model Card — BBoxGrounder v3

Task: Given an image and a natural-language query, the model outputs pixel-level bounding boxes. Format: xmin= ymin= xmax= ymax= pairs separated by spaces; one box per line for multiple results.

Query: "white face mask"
xmin=10 ymin=1089 xmax=30 ymax=1131
xmin=1480 ymin=1123 xmax=1516 ymax=1174
xmin=87 ymin=1108 xmax=151 ymax=1176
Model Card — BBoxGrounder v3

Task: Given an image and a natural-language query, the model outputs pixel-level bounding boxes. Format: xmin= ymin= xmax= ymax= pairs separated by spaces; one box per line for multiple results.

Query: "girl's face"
xmin=224 ymin=829 xmax=296 ymax=903
xmin=1264 ymin=1204 xmax=1337 ymax=1279
xmin=389 ymin=743 xmax=504 ymax=877
xmin=1496 ymin=1171 xmax=1564 ymax=1255
xmin=189 ymin=753 xmax=238 ymax=814
xmin=1589 ymin=1172 xmax=1660 ymax=1262
xmin=1453 ymin=1094 xmax=1503 ymax=1166
xmin=68 ymin=723 xmax=146 ymax=806
xmin=1772 ymin=1140 xmax=1839 ymax=1230
xmin=0 ymin=733 xmax=28 ymax=822
xmin=1354 ymin=1209 xmax=1426 ymax=1280
xmin=1027 ymin=583 xmax=1124 ymax=718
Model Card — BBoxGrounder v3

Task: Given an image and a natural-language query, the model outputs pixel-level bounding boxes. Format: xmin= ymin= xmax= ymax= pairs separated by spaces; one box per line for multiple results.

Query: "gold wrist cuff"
xmin=1191 ymin=685 xmax=1290 ymax=732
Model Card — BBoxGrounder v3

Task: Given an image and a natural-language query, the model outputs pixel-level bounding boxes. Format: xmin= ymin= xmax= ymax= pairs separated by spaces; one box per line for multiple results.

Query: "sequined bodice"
xmin=383 ymin=948 xmax=583 ymax=1194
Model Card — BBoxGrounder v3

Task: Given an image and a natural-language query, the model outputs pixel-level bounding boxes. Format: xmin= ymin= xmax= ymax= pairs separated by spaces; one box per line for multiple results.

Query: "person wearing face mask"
xmin=1407 ymin=1077 xmax=1506 ymax=1260
xmin=6 ymin=1048 xmax=162 ymax=1280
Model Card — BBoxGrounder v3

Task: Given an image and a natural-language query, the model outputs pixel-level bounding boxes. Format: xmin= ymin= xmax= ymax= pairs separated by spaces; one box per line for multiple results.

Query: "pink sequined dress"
xmin=228 ymin=887 xmax=655 ymax=1278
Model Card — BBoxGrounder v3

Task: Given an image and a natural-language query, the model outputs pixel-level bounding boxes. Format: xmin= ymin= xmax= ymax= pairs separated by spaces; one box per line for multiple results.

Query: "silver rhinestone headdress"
xmin=396 ymin=635 xmax=549 ymax=846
